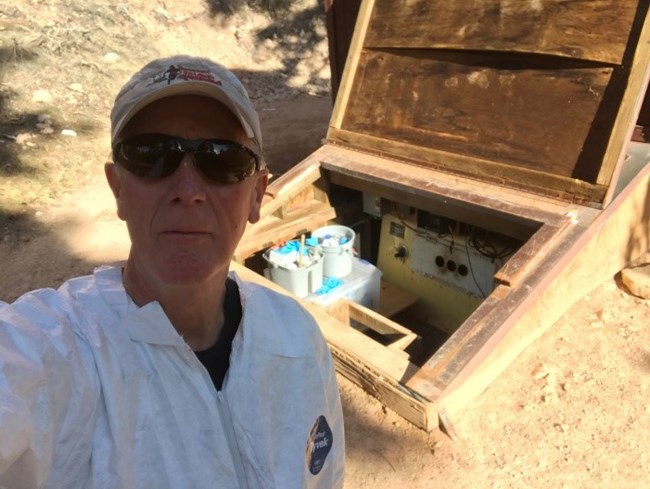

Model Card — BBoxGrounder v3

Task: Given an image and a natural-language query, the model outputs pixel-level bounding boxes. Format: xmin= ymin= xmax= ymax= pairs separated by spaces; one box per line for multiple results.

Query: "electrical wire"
xmin=388 ymin=207 xmax=513 ymax=299
xmin=465 ymin=243 xmax=487 ymax=299
xmin=467 ymin=226 xmax=517 ymax=261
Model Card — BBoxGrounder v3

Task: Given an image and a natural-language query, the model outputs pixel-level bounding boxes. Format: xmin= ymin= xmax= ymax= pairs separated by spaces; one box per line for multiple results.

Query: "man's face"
xmin=105 ymin=94 xmax=268 ymax=287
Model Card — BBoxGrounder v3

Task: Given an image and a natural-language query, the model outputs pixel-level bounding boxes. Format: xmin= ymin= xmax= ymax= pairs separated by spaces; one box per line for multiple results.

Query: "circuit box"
xmin=376 ymin=210 xmax=520 ymax=333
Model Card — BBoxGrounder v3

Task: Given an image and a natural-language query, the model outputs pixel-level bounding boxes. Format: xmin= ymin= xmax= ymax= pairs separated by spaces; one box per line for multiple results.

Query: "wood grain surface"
xmin=342 ymin=49 xmax=614 ymax=182
xmin=366 ymin=0 xmax=644 ymax=65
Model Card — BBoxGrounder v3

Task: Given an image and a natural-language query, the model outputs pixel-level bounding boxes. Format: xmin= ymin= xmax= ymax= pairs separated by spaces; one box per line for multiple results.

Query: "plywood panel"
xmin=366 ymin=0 xmax=643 ymax=65
xmin=341 ymin=50 xmax=616 ymax=183
xmin=318 ymin=143 xmax=568 ymax=224
xmin=328 ymin=0 xmax=650 ymax=204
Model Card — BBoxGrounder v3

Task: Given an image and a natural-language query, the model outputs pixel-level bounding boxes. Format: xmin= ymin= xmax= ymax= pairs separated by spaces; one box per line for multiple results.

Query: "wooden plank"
xmin=318 ymin=144 xmax=568 ymax=226
xmin=324 ymin=299 xmax=350 ymax=324
xmin=378 ymin=279 xmax=419 ymax=318
xmin=274 ymin=185 xmax=320 ymax=220
xmin=348 ymin=300 xmax=417 ymax=337
xmin=331 ymin=345 xmax=438 ymax=431
xmin=326 ymin=300 xmax=418 ymax=354
xmin=235 ymin=201 xmax=336 ymax=262
xmin=324 ymin=0 xmax=363 ymax=100
xmin=329 ymin=127 xmax=608 ymax=205
xmin=330 ymin=0 xmax=376 ymax=129
xmin=328 ymin=169 xmax=537 ymax=242
xmin=410 ymin=161 xmax=650 ymax=432
xmin=260 ymin=152 xmax=326 ymax=219
xmin=494 ymin=219 xmax=573 ymax=287
xmin=388 ymin=333 xmax=418 ymax=353
xmin=341 ymin=49 xmax=612 ymax=184
xmin=366 ymin=0 xmax=641 ymax=65
xmin=600 ymin=10 xmax=650 ymax=203
xmin=230 ymin=260 xmax=440 ymax=431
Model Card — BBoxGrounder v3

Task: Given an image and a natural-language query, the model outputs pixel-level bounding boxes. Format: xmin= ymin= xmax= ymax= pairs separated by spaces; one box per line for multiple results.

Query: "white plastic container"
xmin=311 ymin=225 xmax=356 ymax=278
xmin=263 ymin=251 xmax=324 ymax=298
xmin=306 ymin=258 xmax=382 ymax=310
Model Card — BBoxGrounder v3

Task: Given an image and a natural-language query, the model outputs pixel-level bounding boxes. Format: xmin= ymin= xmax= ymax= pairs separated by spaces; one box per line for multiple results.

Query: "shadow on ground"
xmin=0 ymin=209 xmax=98 ymax=302
xmin=205 ymin=0 xmax=330 ymax=100
xmin=0 ymin=46 xmax=41 ymax=178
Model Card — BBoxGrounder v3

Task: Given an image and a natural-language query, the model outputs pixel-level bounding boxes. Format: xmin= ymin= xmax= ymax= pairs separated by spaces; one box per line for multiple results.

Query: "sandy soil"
xmin=1 ymin=1 xmax=649 ymax=487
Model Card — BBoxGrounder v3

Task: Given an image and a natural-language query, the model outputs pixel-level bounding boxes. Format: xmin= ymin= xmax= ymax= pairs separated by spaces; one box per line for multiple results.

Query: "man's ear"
xmin=105 ymin=162 xmax=126 ymax=221
xmin=248 ymin=170 xmax=269 ymax=224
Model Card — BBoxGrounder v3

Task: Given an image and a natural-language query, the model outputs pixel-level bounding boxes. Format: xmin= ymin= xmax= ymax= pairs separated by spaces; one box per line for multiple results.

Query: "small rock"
xmin=621 ymin=264 xmax=650 ymax=299
xmin=32 ymin=89 xmax=53 ymax=103
xmin=15 ymin=132 xmax=34 ymax=145
xmin=154 ymin=7 xmax=171 ymax=19
xmin=531 ymin=363 xmax=551 ymax=379
xmin=36 ymin=116 xmax=53 ymax=134
xmin=61 ymin=129 xmax=77 ymax=137
xmin=68 ymin=83 xmax=83 ymax=92
xmin=102 ymin=52 xmax=120 ymax=63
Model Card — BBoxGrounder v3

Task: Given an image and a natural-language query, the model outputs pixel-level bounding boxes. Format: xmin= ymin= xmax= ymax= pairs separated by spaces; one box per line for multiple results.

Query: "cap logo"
xmin=150 ymin=64 xmax=224 ymax=88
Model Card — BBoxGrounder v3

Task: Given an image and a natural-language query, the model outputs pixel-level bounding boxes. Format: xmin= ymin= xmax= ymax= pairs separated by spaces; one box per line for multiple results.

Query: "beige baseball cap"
xmin=110 ymin=55 xmax=263 ymax=151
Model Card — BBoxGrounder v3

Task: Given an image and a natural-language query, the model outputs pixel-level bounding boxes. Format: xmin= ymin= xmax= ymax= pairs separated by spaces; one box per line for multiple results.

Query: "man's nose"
xmin=169 ymin=155 xmax=207 ymax=204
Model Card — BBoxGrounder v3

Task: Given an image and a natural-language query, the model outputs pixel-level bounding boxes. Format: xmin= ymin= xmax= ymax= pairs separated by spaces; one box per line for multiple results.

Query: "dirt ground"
xmin=1 ymin=1 xmax=649 ymax=488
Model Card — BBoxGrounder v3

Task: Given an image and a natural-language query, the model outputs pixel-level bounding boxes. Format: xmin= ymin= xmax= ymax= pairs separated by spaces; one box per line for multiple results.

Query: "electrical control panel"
xmin=376 ymin=209 xmax=521 ymax=332
xmin=410 ymin=233 xmax=501 ymax=298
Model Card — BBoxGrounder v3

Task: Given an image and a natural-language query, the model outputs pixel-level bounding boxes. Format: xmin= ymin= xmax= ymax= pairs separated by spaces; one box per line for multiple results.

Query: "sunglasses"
xmin=113 ymin=133 xmax=265 ymax=183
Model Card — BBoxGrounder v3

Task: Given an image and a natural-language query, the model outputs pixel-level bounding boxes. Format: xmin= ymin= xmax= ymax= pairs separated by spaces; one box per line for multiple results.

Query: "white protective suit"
xmin=0 ymin=264 xmax=344 ymax=489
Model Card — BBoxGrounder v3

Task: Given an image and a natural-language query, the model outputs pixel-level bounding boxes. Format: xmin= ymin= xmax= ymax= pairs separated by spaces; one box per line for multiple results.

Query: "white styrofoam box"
xmin=306 ymin=258 xmax=382 ymax=310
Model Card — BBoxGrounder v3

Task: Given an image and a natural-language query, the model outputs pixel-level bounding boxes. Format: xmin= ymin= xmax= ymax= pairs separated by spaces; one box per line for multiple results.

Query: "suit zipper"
xmin=217 ymin=390 xmax=249 ymax=489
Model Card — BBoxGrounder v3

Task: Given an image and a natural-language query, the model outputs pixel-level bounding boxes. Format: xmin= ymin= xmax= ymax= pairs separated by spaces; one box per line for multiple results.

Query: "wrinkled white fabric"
xmin=0 ymin=264 xmax=344 ymax=489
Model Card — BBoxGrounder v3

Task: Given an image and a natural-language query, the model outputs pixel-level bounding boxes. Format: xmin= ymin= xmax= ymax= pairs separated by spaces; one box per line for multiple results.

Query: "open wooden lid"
xmin=327 ymin=0 xmax=650 ymax=207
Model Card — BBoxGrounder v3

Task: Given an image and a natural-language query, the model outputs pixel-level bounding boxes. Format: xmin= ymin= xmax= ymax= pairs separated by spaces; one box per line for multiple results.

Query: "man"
xmin=0 ymin=55 xmax=344 ymax=488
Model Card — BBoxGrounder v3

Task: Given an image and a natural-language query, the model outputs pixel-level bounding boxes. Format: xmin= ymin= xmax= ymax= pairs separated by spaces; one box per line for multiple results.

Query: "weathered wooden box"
xmin=233 ymin=0 xmax=650 ymax=433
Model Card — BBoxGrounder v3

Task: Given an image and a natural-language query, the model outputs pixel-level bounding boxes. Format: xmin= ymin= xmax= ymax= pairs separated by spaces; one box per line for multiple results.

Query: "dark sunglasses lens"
xmin=116 ymin=135 xmax=182 ymax=178
xmin=196 ymin=142 xmax=258 ymax=183
xmin=115 ymin=136 xmax=260 ymax=183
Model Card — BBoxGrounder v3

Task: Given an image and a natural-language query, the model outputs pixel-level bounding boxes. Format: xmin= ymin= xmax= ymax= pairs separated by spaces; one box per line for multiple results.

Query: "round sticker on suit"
xmin=305 ymin=415 xmax=333 ymax=475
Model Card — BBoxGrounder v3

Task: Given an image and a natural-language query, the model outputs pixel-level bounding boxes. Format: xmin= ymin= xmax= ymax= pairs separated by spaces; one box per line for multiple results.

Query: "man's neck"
xmin=122 ymin=264 xmax=228 ymax=351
